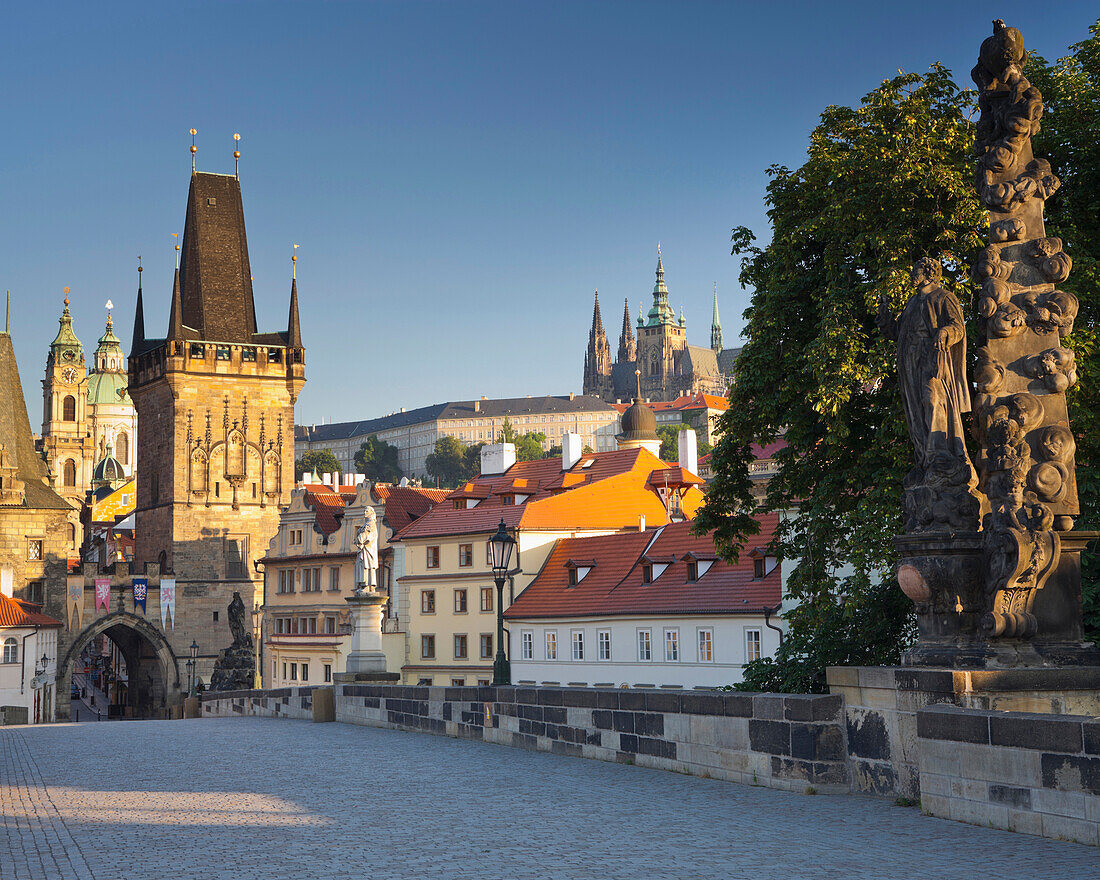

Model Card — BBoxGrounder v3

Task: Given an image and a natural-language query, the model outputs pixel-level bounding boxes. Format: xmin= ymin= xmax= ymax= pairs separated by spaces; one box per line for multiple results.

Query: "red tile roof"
xmin=302 ymin=484 xmax=346 ymax=535
xmin=0 ymin=594 xmax=63 ymax=628
xmin=504 ymin=514 xmax=781 ymax=620
xmin=382 ymin=486 xmax=448 ymax=534
xmin=610 ymin=392 xmax=729 ymax=415
xmin=393 ymin=448 xmax=706 ymax=540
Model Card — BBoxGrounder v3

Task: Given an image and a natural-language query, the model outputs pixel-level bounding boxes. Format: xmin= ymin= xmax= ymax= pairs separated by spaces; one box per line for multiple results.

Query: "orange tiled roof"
xmin=610 ymin=393 xmax=728 ymax=416
xmin=382 ymin=486 xmax=448 ymax=533
xmin=394 ymin=447 xmax=706 ymax=539
xmin=301 ymin=484 xmax=347 ymax=535
xmin=0 ymin=594 xmax=63 ymax=628
xmin=504 ymin=515 xmax=781 ymax=620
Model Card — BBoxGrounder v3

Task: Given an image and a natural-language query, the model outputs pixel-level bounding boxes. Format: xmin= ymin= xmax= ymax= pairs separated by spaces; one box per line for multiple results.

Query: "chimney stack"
xmin=480 ymin=443 xmax=516 ymax=476
xmin=678 ymin=428 xmax=698 ymax=472
xmin=562 ymin=433 xmax=583 ymax=470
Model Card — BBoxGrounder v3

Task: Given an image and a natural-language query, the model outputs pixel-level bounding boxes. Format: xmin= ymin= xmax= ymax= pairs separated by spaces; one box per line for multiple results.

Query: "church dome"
xmin=92 ymin=449 xmax=126 ymax=487
xmin=618 ymin=398 xmax=658 ymax=441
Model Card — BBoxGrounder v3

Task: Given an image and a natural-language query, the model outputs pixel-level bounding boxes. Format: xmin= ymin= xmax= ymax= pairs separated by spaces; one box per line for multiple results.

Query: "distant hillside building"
xmin=582 ymin=250 xmax=741 ymax=403
xmin=296 ymin=395 xmax=620 ymax=479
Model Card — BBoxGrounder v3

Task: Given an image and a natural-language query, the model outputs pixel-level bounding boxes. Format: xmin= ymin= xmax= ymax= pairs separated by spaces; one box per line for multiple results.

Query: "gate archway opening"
xmin=58 ymin=613 xmax=182 ymax=722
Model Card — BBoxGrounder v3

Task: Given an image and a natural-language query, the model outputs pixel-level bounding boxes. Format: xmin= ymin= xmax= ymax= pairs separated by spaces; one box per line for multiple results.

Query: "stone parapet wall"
xmin=918 ymin=704 xmax=1100 ymax=846
xmin=202 ymin=687 xmax=314 ymax=720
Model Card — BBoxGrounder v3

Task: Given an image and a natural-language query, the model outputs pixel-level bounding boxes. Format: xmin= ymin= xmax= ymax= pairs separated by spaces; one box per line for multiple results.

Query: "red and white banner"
xmin=160 ymin=578 xmax=176 ymax=629
xmin=94 ymin=578 xmax=110 ymax=612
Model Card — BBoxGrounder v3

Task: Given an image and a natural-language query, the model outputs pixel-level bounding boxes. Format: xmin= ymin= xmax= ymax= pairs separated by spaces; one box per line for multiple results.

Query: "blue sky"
xmin=3 ymin=1 xmax=1097 ymax=427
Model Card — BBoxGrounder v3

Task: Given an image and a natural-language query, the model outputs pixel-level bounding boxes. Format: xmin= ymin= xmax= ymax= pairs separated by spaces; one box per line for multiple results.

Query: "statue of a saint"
xmin=354 ymin=507 xmax=378 ymax=591
xmin=227 ymin=591 xmax=252 ymax=649
xmin=880 ymin=258 xmax=979 ymax=532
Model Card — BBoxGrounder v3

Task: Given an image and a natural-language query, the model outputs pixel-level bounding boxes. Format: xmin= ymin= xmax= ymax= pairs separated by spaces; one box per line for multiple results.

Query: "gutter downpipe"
xmin=20 ymin=625 xmax=39 ymax=694
xmin=764 ymin=604 xmax=783 ymax=647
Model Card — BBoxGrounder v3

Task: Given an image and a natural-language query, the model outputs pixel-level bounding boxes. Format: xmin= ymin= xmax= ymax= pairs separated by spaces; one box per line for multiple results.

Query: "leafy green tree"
xmin=462 ymin=442 xmax=486 ymax=481
xmin=354 ymin=436 xmax=403 ymax=484
xmin=425 ymin=436 xmax=468 ymax=488
xmin=498 ymin=418 xmax=547 ymax=462
xmin=657 ymin=424 xmax=713 ymax=462
xmin=694 ymin=65 xmax=986 ymax=692
xmin=1028 ymin=22 xmax=1100 ymax=642
xmin=295 ymin=449 xmax=342 ymax=482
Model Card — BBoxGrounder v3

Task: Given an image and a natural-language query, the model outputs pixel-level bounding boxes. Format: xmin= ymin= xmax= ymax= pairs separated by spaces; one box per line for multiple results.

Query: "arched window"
xmin=2 ymin=638 xmax=16 ymax=664
xmin=158 ymin=550 xmax=168 ymax=574
xmin=62 ymin=395 xmax=76 ymax=421
xmin=116 ymin=432 xmax=129 ymax=466
xmin=63 ymin=459 xmax=77 ymax=487
xmin=68 ymin=522 xmax=77 ymax=548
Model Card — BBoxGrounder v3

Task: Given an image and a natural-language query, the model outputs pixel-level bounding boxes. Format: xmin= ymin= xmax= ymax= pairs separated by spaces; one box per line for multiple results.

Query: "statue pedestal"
xmin=344 ymin=590 xmax=388 ymax=675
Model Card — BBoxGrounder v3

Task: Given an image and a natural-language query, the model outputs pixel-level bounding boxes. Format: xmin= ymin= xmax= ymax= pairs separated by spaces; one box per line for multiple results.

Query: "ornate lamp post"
xmin=188 ymin=640 xmax=199 ymax=697
xmin=487 ymin=518 xmax=516 ymax=686
xmin=251 ymin=601 xmax=262 ymax=689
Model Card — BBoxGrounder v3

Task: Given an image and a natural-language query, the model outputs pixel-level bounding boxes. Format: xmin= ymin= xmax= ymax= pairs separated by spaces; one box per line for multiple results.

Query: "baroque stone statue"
xmin=210 ymin=590 xmax=256 ymax=691
xmin=354 ymin=506 xmax=378 ymax=593
xmin=879 ymin=258 xmax=979 ymax=533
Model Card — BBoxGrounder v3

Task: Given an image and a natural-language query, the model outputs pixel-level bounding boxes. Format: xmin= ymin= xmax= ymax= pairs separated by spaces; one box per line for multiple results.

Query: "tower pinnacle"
xmin=711 ymin=282 xmax=723 ymax=354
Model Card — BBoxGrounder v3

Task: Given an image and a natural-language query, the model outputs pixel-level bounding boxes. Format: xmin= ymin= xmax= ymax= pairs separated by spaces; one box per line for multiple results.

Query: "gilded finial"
xmin=190 ymin=128 xmax=197 ymax=173
xmin=63 ymin=287 xmax=70 ymax=309
xmin=292 ymin=244 xmax=299 ymax=279
xmin=172 ymin=233 xmax=180 ymax=269
xmin=635 ymin=367 xmax=642 ymax=401
xmin=233 ymin=133 xmax=241 ymax=179
xmin=138 ymin=255 xmax=143 ymax=283
xmin=105 ymin=299 xmax=114 ymax=329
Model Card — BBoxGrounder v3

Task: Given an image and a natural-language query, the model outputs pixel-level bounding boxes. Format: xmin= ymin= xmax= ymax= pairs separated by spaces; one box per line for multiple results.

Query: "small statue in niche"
xmin=879 ymin=258 xmax=979 ymax=532
xmin=1031 ymin=237 xmax=1072 ymax=283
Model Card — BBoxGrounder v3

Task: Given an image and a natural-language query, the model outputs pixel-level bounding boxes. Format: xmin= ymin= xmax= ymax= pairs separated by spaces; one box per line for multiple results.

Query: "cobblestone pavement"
xmin=2 ymin=718 xmax=1097 ymax=880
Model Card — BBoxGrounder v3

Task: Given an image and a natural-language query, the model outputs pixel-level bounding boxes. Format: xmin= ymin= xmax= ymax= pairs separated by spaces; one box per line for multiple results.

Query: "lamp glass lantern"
xmin=488 ymin=518 xmax=515 ymax=577
xmin=488 ymin=518 xmax=515 ymax=686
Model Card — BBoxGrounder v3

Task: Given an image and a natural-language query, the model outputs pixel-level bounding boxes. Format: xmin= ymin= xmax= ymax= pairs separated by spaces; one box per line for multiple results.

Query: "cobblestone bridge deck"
xmin=1 ymin=718 xmax=1096 ymax=879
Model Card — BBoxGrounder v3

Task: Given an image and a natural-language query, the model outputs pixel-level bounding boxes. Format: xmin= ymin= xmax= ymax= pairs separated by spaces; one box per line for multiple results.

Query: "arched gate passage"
xmin=57 ymin=612 xmax=182 ymax=721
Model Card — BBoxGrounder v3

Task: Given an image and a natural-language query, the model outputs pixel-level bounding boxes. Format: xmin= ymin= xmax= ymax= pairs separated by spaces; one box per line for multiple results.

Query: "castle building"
xmin=127 ymin=166 xmax=305 ymax=684
xmin=39 ymin=298 xmax=137 ymax=551
xmin=582 ymin=250 xmax=741 ymax=404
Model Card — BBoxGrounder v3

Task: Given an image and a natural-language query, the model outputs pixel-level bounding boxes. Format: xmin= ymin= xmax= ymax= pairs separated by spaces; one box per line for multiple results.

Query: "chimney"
xmin=638 ymin=515 xmax=645 ymax=532
xmin=0 ymin=567 xmax=12 ymax=598
xmin=569 ymin=391 xmax=575 ymax=401
xmin=475 ymin=400 xmax=481 ymax=413
xmin=322 ymin=473 xmax=332 ymax=486
xmin=354 ymin=474 xmax=365 ymax=486
xmin=562 ymin=433 xmax=583 ymax=470
xmin=678 ymin=428 xmax=698 ymax=472
xmin=480 ymin=442 xmax=516 ymax=476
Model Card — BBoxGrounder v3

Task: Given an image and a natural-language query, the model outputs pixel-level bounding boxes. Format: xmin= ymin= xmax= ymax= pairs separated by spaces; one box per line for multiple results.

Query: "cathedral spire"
xmin=168 ymin=265 xmax=184 ymax=341
xmin=711 ymin=282 xmax=723 ymax=354
xmin=582 ymin=290 xmax=612 ymax=398
xmin=591 ymin=290 xmax=604 ymax=335
xmin=131 ymin=261 xmax=145 ymax=356
xmin=646 ymin=246 xmax=674 ymax=326
xmin=287 ymin=267 xmax=302 ymax=350
xmin=617 ymin=297 xmax=635 ymax=363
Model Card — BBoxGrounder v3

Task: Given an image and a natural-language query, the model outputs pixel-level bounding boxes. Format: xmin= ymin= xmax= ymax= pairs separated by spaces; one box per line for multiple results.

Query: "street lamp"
xmin=188 ymin=640 xmax=199 ymax=697
xmin=488 ymin=518 xmax=515 ymax=686
xmin=251 ymin=602 xmax=262 ymax=689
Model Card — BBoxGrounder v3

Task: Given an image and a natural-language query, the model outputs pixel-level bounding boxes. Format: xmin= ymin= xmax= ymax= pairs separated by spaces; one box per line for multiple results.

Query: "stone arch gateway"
xmin=57 ymin=612 xmax=183 ymax=721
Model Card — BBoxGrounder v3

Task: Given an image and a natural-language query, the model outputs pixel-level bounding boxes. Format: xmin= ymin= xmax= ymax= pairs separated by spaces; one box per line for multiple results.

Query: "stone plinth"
xmin=828 ymin=665 xmax=1100 ymax=798
xmin=344 ymin=591 xmax=388 ymax=675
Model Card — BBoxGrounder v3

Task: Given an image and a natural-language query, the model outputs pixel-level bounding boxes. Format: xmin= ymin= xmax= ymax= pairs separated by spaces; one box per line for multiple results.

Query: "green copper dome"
xmin=50 ymin=299 xmax=83 ymax=355
xmin=87 ymin=370 xmax=130 ymax=405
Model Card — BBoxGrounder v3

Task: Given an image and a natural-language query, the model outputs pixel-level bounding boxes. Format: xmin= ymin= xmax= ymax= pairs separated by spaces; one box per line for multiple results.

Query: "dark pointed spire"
xmin=711 ymin=282 xmax=723 ymax=354
xmin=617 ymin=297 xmax=636 ymax=363
xmin=168 ymin=267 xmax=184 ymax=340
xmin=591 ymin=290 xmax=604 ymax=334
xmin=288 ymin=277 xmax=302 ymax=349
xmin=131 ymin=262 xmax=146 ymax=355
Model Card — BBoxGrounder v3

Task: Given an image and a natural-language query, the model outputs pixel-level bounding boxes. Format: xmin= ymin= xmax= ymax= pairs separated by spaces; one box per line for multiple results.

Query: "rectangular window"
xmin=421 ymin=635 xmax=435 ymax=659
xmin=698 ymin=629 xmax=714 ymax=663
xmin=745 ymin=628 xmax=762 ymax=663
xmin=454 ymin=634 xmax=468 ymax=660
xmin=480 ymin=587 xmax=493 ymax=612
xmin=642 ymin=564 xmax=653 ymax=584
xmin=290 ymin=662 xmax=298 ymax=681
xmin=190 ymin=343 xmax=205 ymax=359
xmin=686 ymin=561 xmax=698 ymax=583
xmin=226 ymin=536 xmax=248 ymax=578
xmin=450 ymin=677 xmax=466 ymax=687
xmin=324 ymin=616 xmax=336 ymax=634
xmin=753 ymin=558 xmax=765 ymax=579
xmin=597 ymin=630 xmax=611 ymax=661
xmin=458 ymin=544 xmax=473 ymax=567
xmin=480 ymin=634 xmax=493 ymax=659
xmin=545 ymin=631 xmax=557 ymax=660
xmin=241 ymin=347 xmax=256 ymax=363
xmin=282 ymin=662 xmax=287 ymax=680
xmin=329 ymin=566 xmax=341 ymax=591
xmin=421 ymin=590 xmax=435 ymax=614
xmin=571 ymin=631 xmax=584 ymax=661
xmin=638 ymin=629 xmax=652 ymax=662
xmin=426 ymin=546 xmax=440 ymax=569
xmin=568 ymin=568 xmax=578 ymax=586
xmin=27 ymin=539 xmax=42 ymax=561
xmin=277 ymin=570 xmax=292 ymax=594
xmin=664 ymin=629 xmax=680 ymax=662
xmin=26 ymin=582 xmax=44 ymax=606
xmin=454 ymin=589 xmax=468 ymax=613
xmin=216 ymin=345 xmax=231 ymax=360
xmin=521 ymin=631 xmax=533 ymax=660
xmin=301 ymin=663 xmax=309 ymax=682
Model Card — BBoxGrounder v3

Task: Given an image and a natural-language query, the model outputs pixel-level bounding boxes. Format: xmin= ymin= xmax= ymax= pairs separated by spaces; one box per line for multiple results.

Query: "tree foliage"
xmin=657 ymin=424 xmax=713 ymax=462
xmin=425 ymin=436 xmax=469 ymax=488
xmin=498 ymin=417 xmax=548 ymax=462
xmin=354 ymin=436 xmax=404 ymax=484
xmin=1027 ymin=21 xmax=1100 ymax=642
xmin=295 ymin=449 xmax=342 ymax=482
xmin=694 ymin=65 xmax=987 ymax=692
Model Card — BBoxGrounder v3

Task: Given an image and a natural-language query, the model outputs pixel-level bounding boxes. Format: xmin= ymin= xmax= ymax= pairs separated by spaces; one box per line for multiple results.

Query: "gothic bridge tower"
xmin=128 ymin=159 xmax=305 ymax=679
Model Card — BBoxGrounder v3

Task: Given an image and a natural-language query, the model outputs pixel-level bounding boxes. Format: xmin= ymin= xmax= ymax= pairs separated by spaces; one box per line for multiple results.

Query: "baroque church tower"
xmin=128 ymin=161 xmax=305 ymax=669
xmin=582 ymin=291 xmax=612 ymax=399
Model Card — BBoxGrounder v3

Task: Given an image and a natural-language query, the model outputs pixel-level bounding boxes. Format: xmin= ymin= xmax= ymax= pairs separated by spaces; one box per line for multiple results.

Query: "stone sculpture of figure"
xmin=227 ymin=591 xmax=251 ymax=649
xmin=354 ymin=506 xmax=378 ymax=591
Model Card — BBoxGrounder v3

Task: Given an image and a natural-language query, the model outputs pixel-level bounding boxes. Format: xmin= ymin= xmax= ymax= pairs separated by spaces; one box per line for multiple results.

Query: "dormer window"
xmin=642 ymin=564 xmax=653 ymax=584
xmin=565 ymin=560 xmax=594 ymax=586
xmin=682 ymin=553 xmax=716 ymax=582
xmin=641 ymin=557 xmax=672 ymax=583
xmin=686 ymin=561 xmax=698 ymax=582
xmin=568 ymin=568 xmax=578 ymax=586
xmin=749 ymin=547 xmax=778 ymax=579
xmin=501 ymin=495 xmax=515 ymax=506
xmin=753 ymin=558 xmax=765 ymax=579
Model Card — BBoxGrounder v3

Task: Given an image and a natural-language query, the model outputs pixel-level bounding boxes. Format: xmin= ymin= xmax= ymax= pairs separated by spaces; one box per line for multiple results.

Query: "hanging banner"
xmin=132 ymin=578 xmax=148 ymax=614
xmin=160 ymin=578 xmax=175 ymax=629
xmin=67 ymin=577 xmax=84 ymax=630
xmin=94 ymin=578 xmax=111 ymax=612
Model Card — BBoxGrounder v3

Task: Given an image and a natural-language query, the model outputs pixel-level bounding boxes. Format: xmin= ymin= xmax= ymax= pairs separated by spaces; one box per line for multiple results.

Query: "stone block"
xmin=790 ymin=723 xmax=845 ymax=762
xmin=949 ymin=777 xmax=987 ymax=802
xmin=663 ymin=714 xmax=689 ymax=743
xmin=721 ymin=693 xmax=755 ymax=718
xmin=949 ymin=797 xmax=1007 ymax=830
xmin=748 ymin=719 xmax=790 ymax=756
xmin=1033 ymin=785 xmax=1088 ymax=818
xmin=752 ymin=695 xmax=785 ymax=720
xmin=635 ymin=712 xmax=664 ymax=737
xmin=714 ymin=716 xmax=749 ymax=751
xmin=1006 ymin=807 xmax=1043 ymax=837
xmin=689 ymin=714 xmax=716 ymax=744
xmin=825 ymin=666 xmax=859 ymax=688
xmin=1040 ymin=813 xmax=1099 ymax=846
xmin=618 ymin=690 xmax=646 ymax=711
xmin=644 ymin=691 xmax=681 ymax=713
xmin=612 ymin=711 xmax=635 ymax=733
xmin=916 ymin=706 xmax=989 ymax=744
xmin=918 ymin=772 xmax=952 ymax=797
xmin=919 ymin=792 xmax=951 ymax=819
xmin=1087 ymin=795 xmax=1100 ymax=823
xmin=537 ymin=688 xmax=564 ymax=706
xmin=680 ymin=692 xmax=722 ymax=715
xmin=847 ymin=709 xmax=891 ymax=760
xmin=851 ymin=759 xmax=899 ymax=797
xmin=782 ymin=695 xmax=816 ymax=721
xmin=988 ymin=784 xmax=1032 ymax=810
xmin=719 ymin=750 xmax=752 ymax=774
xmin=1040 ymin=753 xmax=1100 ymax=797
xmin=989 ymin=713 xmax=1083 ymax=753
xmin=856 ymin=666 xmax=899 ymax=690
xmin=565 ymin=707 xmax=590 ymax=728
xmin=1083 ymin=720 xmax=1100 ymax=756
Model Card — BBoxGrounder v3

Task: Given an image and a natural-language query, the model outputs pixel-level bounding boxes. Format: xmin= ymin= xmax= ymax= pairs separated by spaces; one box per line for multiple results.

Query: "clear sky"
xmin=4 ymin=2 xmax=1097 ymax=428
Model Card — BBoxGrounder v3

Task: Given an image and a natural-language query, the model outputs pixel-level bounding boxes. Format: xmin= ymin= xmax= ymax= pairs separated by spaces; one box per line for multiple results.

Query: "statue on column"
xmin=879 ymin=257 xmax=980 ymax=533
xmin=354 ymin=506 xmax=378 ymax=594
